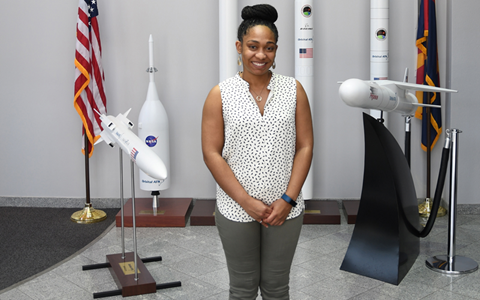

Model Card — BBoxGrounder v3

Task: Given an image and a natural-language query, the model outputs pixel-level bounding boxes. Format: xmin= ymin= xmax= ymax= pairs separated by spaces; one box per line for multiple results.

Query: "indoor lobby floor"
xmin=2 ymin=209 xmax=480 ymax=300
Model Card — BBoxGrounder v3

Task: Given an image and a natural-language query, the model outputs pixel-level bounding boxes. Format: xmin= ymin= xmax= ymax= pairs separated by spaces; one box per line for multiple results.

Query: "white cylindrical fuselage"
xmin=105 ymin=115 xmax=168 ymax=181
xmin=370 ymin=0 xmax=389 ymax=120
xmin=295 ymin=0 xmax=314 ymax=200
xmin=370 ymin=0 xmax=389 ymax=81
xmin=339 ymin=79 xmax=417 ymax=115
xmin=138 ymin=35 xmax=170 ymax=191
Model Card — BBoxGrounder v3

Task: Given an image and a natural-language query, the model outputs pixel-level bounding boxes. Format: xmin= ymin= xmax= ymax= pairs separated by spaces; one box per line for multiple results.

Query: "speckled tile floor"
xmin=1 ymin=210 xmax=480 ymax=300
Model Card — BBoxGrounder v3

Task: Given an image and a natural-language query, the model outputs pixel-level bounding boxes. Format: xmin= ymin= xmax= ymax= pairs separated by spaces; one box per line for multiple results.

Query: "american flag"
xmin=73 ymin=0 xmax=107 ymax=157
xmin=299 ymin=48 xmax=313 ymax=58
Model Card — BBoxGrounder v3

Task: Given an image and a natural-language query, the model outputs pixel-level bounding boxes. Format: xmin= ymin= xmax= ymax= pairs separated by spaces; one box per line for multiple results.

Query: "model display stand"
xmin=341 ymin=200 xmax=359 ymax=224
xmin=83 ymin=150 xmax=181 ymax=298
xmin=116 ymin=198 xmax=192 ymax=227
xmin=303 ymin=200 xmax=340 ymax=224
xmin=190 ymin=199 xmax=216 ymax=226
xmin=340 ymin=113 xmax=422 ymax=285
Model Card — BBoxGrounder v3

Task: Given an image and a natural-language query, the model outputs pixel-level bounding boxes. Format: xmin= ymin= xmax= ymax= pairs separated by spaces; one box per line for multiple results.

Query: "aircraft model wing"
xmin=94 ymin=131 xmax=115 ymax=147
xmin=392 ymin=82 xmax=457 ymax=94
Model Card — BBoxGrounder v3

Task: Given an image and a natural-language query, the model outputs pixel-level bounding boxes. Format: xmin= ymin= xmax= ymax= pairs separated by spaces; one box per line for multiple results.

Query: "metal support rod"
xmin=152 ymin=191 xmax=160 ymax=216
xmin=119 ymin=149 xmax=125 ymax=258
xmin=404 ymin=115 xmax=411 ymax=167
xmin=448 ymin=129 xmax=460 ymax=263
xmin=426 ymin=129 xmax=478 ymax=274
xmin=131 ymin=160 xmax=138 ymax=281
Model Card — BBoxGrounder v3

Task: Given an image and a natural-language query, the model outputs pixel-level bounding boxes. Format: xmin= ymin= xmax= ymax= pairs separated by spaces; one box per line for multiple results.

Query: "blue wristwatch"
xmin=281 ymin=193 xmax=297 ymax=207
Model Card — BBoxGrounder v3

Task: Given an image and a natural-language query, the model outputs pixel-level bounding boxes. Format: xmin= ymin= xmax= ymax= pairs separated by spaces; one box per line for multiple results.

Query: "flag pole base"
xmin=418 ymin=197 xmax=447 ymax=218
xmin=71 ymin=203 xmax=107 ymax=224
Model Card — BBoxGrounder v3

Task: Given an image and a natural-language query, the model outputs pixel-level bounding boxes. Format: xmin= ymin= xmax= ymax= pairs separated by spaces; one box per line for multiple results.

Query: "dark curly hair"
xmin=237 ymin=4 xmax=279 ymax=43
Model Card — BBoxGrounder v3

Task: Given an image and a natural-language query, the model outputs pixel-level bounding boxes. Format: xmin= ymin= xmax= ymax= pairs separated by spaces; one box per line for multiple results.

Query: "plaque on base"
xmin=106 ymin=252 xmax=156 ymax=297
xmin=116 ymin=198 xmax=192 ymax=227
xmin=303 ymin=200 xmax=340 ymax=224
xmin=190 ymin=200 xmax=216 ymax=226
xmin=342 ymin=200 xmax=360 ymax=224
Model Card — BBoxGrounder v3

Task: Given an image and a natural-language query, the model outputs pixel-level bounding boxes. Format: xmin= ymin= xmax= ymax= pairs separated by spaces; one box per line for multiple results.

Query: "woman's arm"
xmin=263 ymin=80 xmax=314 ymax=226
xmin=201 ymin=85 xmax=272 ymax=226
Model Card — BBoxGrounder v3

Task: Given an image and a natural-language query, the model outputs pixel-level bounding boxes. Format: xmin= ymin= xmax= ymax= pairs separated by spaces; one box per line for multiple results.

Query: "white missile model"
xmin=338 ymin=78 xmax=457 ymax=115
xmin=94 ymin=109 xmax=168 ymax=181
xmin=138 ymin=34 xmax=170 ymax=191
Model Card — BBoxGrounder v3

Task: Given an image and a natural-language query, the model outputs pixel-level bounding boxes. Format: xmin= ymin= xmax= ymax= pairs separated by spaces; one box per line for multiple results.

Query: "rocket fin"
xmin=117 ymin=108 xmax=134 ymax=129
xmin=95 ymin=132 xmax=115 ymax=147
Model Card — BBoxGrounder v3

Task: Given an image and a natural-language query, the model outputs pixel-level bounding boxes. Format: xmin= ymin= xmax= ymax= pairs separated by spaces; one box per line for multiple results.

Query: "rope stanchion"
xmin=425 ymin=129 xmax=478 ymax=274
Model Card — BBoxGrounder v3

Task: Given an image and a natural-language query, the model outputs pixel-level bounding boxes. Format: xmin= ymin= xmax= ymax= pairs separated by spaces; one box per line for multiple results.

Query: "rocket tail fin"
xmin=94 ymin=132 xmax=115 ymax=147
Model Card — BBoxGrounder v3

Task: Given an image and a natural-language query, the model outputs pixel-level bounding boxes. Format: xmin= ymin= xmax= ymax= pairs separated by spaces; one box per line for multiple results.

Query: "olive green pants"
xmin=215 ymin=205 xmax=304 ymax=300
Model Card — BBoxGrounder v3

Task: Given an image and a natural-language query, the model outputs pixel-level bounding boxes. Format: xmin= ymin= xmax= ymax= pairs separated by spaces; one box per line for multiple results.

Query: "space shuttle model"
xmin=94 ymin=109 xmax=168 ymax=181
xmin=338 ymin=78 xmax=457 ymax=115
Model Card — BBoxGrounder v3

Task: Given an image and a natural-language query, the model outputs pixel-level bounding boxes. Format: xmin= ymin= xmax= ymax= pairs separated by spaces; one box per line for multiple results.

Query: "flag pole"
xmin=427 ymin=106 xmax=431 ymax=199
xmin=70 ymin=127 xmax=107 ymax=223
xmin=419 ymin=97 xmax=446 ymax=219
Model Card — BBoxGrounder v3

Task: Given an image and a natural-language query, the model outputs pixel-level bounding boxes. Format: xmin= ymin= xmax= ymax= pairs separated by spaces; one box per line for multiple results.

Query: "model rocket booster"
xmin=138 ymin=34 xmax=170 ymax=191
xmin=369 ymin=0 xmax=389 ymax=120
xmin=94 ymin=109 xmax=168 ymax=181
xmin=371 ymin=0 xmax=389 ymax=81
xmin=295 ymin=0 xmax=314 ymax=200
xmin=339 ymin=78 xmax=457 ymax=115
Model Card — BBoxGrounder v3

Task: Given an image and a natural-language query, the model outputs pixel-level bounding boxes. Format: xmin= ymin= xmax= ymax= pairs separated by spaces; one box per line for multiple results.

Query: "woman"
xmin=201 ymin=4 xmax=313 ymax=300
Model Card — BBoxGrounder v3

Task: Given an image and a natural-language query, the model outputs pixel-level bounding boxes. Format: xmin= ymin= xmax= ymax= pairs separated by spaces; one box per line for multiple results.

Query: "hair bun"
xmin=241 ymin=4 xmax=278 ymax=23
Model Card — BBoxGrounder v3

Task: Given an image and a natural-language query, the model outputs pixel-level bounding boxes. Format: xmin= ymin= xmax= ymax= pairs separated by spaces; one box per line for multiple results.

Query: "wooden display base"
xmin=342 ymin=200 xmax=360 ymax=224
xmin=116 ymin=198 xmax=192 ymax=227
xmin=189 ymin=200 xmax=342 ymax=225
xmin=190 ymin=199 xmax=216 ymax=226
xmin=303 ymin=200 xmax=341 ymax=224
xmin=84 ymin=253 xmax=182 ymax=298
xmin=106 ymin=252 xmax=156 ymax=297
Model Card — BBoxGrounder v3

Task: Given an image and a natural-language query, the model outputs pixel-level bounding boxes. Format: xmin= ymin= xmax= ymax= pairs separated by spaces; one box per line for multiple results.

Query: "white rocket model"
xmin=138 ymin=35 xmax=170 ymax=195
xmin=338 ymin=78 xmax=457 ymax=115
xmin=370 ymin=0 xmax=389 ymax=120
xmin=94 ymin=109 xmax=167 ymax=181
xmin=295 ymin=0 xmax=314 ymax=200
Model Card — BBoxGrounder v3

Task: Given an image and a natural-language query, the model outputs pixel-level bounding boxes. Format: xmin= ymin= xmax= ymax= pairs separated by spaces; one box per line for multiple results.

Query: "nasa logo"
xmin=301 ymin=5 xmax=312 ymax=18
xmin=145 ymin=135 xmax=158 ymax=147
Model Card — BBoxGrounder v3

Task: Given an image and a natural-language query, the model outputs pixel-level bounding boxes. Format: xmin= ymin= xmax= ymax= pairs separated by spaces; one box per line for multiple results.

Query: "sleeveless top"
xmin=216 ymin=72 xmax=304 ymax=222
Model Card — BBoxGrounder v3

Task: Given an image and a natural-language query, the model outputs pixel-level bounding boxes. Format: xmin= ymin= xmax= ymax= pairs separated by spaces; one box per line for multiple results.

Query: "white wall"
xmin=0 ymin=0 xmax=478 ymax=204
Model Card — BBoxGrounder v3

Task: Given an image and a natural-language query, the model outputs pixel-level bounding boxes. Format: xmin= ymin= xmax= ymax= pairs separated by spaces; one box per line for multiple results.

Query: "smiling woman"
xmin=201 ymin=4 xmax=313 ymax=299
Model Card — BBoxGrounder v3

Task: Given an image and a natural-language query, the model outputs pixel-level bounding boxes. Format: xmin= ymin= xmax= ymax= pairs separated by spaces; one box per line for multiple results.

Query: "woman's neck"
xmin=240 ymin=71 xmax=272 ymax=89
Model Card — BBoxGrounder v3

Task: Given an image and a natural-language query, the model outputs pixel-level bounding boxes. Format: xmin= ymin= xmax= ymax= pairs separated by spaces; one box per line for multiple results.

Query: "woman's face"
xmin=236 ymin=25 xmax=277 ymax=77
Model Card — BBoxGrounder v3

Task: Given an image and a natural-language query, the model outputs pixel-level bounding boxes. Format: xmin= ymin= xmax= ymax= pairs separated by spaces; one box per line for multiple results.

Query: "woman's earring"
xmin=272 ymin=61 xmax=276 ymax=69
xmin=237 ymin=54 xmax=242 ymax=66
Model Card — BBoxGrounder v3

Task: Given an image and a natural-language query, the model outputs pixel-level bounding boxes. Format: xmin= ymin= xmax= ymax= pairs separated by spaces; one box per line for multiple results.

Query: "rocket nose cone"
xmin=339 ymin=79 xmax=371 ymax=108
xmin=147 ymin=156 xmax=168 ymax=180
